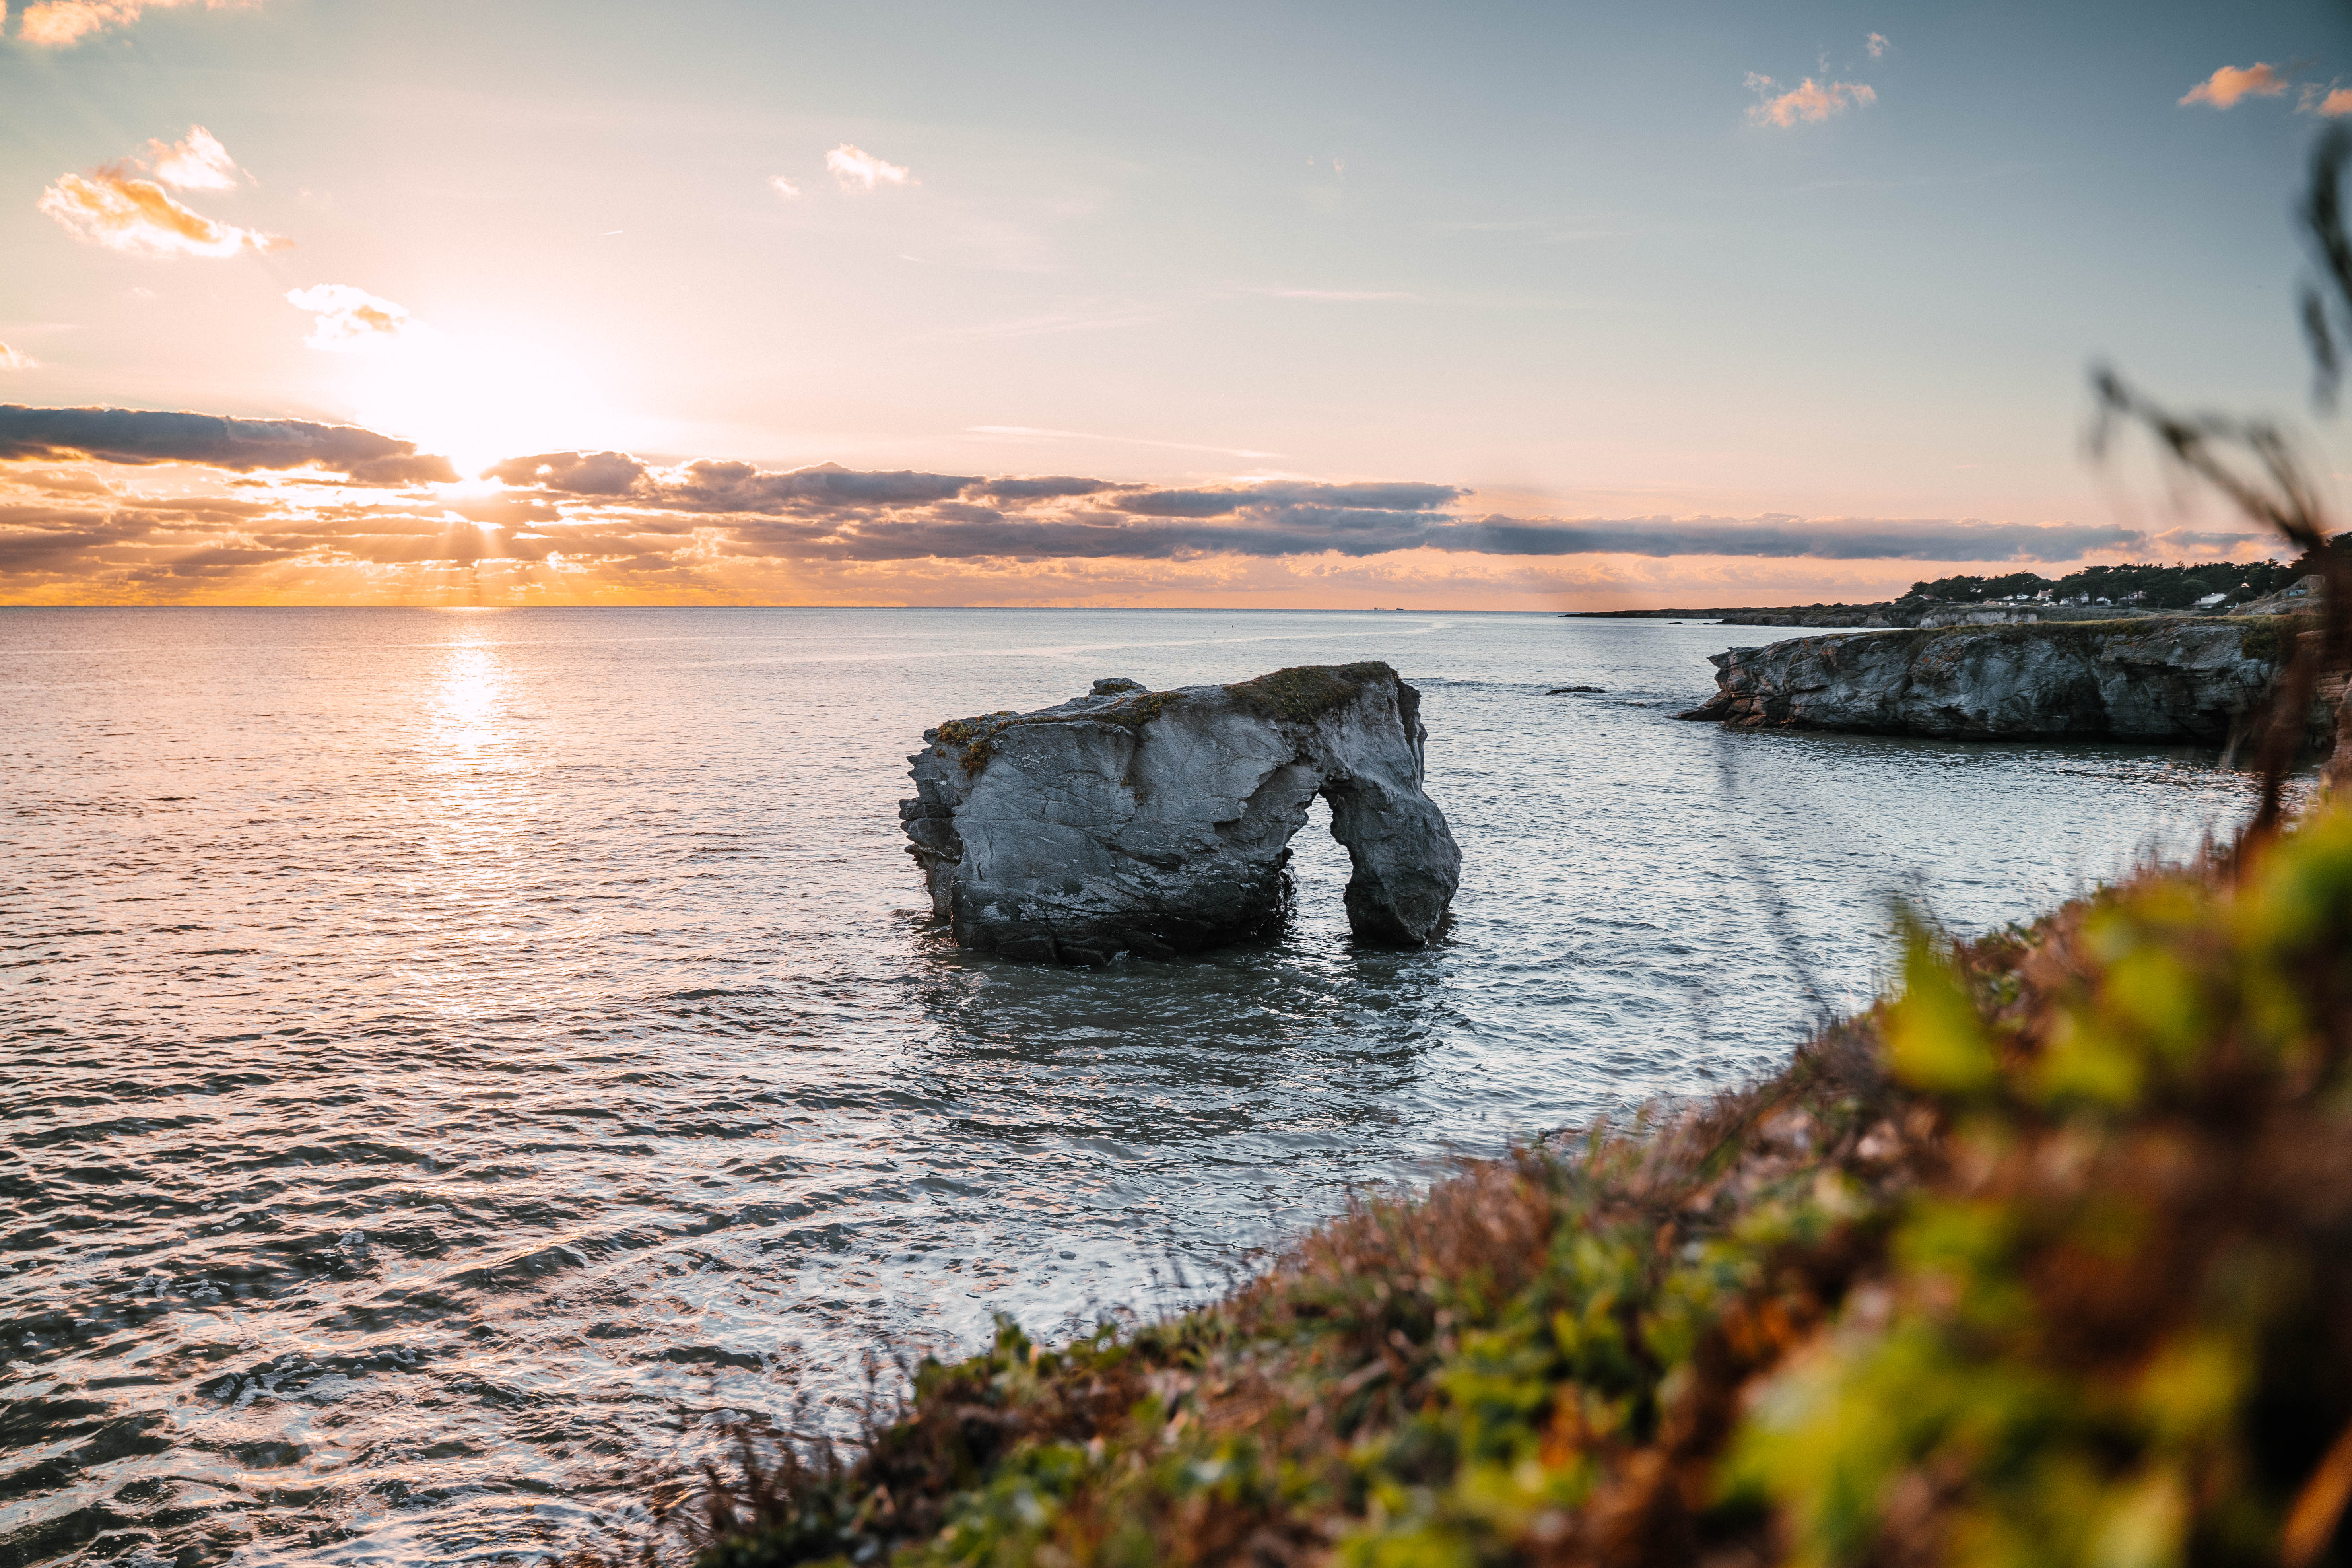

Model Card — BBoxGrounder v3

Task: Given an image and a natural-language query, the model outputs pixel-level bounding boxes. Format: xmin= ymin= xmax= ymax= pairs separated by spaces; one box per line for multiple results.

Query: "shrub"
xmin=646 ymin=804 xmax=2352 ymax=1568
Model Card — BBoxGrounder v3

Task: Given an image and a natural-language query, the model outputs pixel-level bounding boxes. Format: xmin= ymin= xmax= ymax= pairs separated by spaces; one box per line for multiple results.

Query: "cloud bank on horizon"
xmin=0 ymin=406 xmax=2277 ymax=607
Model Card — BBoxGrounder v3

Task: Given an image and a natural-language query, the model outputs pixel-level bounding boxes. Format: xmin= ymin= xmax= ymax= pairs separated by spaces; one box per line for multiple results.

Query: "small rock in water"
xmin=1546 ymin=685 xmax=1604 ymax=695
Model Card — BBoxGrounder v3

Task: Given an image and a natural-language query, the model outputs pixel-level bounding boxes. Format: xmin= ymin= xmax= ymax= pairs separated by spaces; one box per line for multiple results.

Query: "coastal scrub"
xmin=649 ymin=802 xmax=2352 ymax=1568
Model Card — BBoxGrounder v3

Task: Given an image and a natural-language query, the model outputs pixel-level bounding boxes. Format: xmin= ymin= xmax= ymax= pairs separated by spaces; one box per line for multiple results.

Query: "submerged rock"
xmin=1677 ymin=616 xmax=2326 ymax=742
xmin=899 ymin=661 xmax=1461 ymax=964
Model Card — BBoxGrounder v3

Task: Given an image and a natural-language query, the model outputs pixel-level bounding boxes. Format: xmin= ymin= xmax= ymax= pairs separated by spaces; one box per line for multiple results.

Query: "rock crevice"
xmin=900 ymin=663 xmax=1461 ymax=963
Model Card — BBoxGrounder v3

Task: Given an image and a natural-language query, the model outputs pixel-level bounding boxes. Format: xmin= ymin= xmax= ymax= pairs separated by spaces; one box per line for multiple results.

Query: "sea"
xmin=1 ymin=606 xmax=2269 ymax=1566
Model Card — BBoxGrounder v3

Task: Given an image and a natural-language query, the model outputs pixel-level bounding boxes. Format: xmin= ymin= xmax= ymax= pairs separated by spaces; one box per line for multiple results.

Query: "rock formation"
xmin=1678 ymin=617 xmax=2328 ymax=743
xmin=900 ymin=663 xmax=1461 ymax=964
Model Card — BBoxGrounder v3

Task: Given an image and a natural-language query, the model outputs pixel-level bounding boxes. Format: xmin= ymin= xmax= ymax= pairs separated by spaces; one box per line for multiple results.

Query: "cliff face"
xmin=1678 ymin=617 xmax=2309 ymax=741
xmin=899 ymin=663 xmax=1461 ymax=964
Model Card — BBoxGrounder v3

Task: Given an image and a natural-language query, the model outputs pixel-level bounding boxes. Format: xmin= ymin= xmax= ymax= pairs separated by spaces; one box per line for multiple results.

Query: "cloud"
xmin=769 ymin=175 xmax=802 ymax=200
xmin=0 ymin=346 xmax=37 ymax=371
xmin=2180 ymin=62 xmax=2290 ymax=109
xmin=966 ymin=476 xmax=1115 ymax=502
xmin=826 ymin=144 xmax=912 ymax=191
xmin=2305 ymin=85 xmax=2352 ymax=118
xmin=1428 ymin=515 xmax=2138 ymax=561
xmin=3 ymin=432 xmax=2249 ymax=604
xmin=15 ymin=0 xmax=251 ymax=47
xmin=286 ymin=284 xmax=417 ymax=348
xmin=0 ymin=406 xmax=457 ymax=484
xmin=482 ymin=450 xmax=649 ymax=495
xmin=37 ymin=169 xmax=287 ymax=258
xmin=144 ymin=125 xmax=243 ymax=189
xmin=1746 ymin=73 xmax=1878 ymax=127
xmin=1866 ymin=32 xmax=1890 ymax=58
xmin=464 ymin=452 xmax=2135 ymax=564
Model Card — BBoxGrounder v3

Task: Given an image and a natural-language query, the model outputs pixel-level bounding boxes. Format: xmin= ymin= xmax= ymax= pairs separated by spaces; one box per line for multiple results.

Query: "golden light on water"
xmin=428 ymin=620 xmax=509 ymax=761
xmin=415 ymin=614 xmax=531 ymax=987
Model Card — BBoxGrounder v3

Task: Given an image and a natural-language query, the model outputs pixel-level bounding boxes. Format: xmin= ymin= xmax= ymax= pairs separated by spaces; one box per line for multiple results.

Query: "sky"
xmin=3 ymin=0 xmax=2350 ymax=608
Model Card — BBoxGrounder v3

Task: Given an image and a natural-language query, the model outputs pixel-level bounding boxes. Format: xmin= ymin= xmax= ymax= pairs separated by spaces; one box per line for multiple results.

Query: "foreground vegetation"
xmin=633 ymin=798 xmax=2352 ymax=1568
xmin=603 ymin=127 xmax=2352 ymax=1568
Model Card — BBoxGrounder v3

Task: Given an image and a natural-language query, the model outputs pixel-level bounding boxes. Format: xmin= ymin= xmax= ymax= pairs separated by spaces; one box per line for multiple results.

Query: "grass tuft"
xmin=1222 ymin=662 xmax=1396 ymax=723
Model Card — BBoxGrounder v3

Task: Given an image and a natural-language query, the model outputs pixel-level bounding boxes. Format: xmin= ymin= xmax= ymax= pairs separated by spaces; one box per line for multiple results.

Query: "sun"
xmin=334 ymin=325 xmax=624 ymax=478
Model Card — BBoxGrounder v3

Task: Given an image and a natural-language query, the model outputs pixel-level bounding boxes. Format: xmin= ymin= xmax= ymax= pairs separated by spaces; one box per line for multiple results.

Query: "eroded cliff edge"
xmin=899 ymin=663 xmax=1461 ymax=964
xmin=1678 ymin=616 xmax=2334 ymax=742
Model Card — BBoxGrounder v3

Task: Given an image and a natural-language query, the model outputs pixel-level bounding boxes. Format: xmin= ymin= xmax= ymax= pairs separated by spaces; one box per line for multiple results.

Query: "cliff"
xmin=899 ymin=663 xmax=1461 ymax=963
xmin=1678 ymin=616 xmax=2323 ymax=742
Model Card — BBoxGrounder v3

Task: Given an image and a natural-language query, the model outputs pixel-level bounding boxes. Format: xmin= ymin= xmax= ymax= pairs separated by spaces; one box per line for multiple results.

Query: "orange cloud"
xmin=144 ymin=125 xmax=242 ymax=190
xmin=0 ymin=345 xmax=37 ymax=371
xmin=2307 ymin=86 xmax=2352 ymax=118
xmin=15 ymin=0 xmax=252 ymax=46
xmin=827 ymin=144 xmax=913 ymax=191
xmin=2180 ymin=62 xmax=2289 ymax=109
xmin=37 ymin=168 xmax=288 ymax=258
xmin=8 ymin=414 xmax=2272 ymax=607
xmin=286 ymin=284 xmax=416 ymax=348
xmin=1746 ymin=73 xmax=1877 ymax=128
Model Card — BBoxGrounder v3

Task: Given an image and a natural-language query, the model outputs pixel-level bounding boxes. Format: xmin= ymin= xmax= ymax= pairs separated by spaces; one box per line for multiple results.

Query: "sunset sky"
xmin=3 ymin=0 xmax=2349 ymax=608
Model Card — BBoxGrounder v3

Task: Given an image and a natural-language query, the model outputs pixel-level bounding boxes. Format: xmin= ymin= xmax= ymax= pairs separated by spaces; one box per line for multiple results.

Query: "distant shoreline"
xmin=1563 ymin=602 xmax=2197 ymax=628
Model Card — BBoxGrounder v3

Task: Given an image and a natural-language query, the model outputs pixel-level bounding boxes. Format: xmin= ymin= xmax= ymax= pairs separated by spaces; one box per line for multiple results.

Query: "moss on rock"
xmin=932 ymin=663 xmax=1398 ymax=781
xmin=1222 ymin=661 xmax=1394 ymax=722
xmin=934 ymin=690 xmax=1186 ymax=777
xmin=2239 ymin=611 xmax=2320 ymax=666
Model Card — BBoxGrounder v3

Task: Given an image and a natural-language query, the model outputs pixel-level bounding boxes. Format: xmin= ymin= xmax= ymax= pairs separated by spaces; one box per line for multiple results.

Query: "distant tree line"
xmin=1898 ymin=540 xmax=2342 ymax=610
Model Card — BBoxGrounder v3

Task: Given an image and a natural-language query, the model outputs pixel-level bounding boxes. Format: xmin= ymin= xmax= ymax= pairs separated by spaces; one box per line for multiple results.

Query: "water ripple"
xmin=1 ymin=607 xmax=2263 ymax=1564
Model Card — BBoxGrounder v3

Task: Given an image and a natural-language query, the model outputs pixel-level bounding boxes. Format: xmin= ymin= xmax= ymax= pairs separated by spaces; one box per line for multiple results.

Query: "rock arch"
xmin=899 ymin=663 xmax=1462 ymax=964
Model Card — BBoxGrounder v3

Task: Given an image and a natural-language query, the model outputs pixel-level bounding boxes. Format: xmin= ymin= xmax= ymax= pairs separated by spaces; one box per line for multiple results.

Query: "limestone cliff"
xmin=1678 ymin=617 xmax=2326 ymax=742
xmin=900 ymin=663 xmax=1461 ymax=964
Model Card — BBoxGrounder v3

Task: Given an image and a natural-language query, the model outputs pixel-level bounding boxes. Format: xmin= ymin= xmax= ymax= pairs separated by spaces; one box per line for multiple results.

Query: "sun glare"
xmin=341 ymin=328 xmax=622 ymax=477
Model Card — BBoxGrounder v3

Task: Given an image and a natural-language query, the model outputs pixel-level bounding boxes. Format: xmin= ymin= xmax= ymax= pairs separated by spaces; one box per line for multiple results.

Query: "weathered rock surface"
xmin=899 ymin=663 xmax=1461 ymax=964
xmin=1677 ymin=617 xmax=2324 ymax=742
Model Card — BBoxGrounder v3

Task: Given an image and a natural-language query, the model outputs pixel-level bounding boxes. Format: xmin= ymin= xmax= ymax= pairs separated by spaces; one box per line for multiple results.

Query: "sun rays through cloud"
xmin=0 ymin=410 xmax=2281 ymax=608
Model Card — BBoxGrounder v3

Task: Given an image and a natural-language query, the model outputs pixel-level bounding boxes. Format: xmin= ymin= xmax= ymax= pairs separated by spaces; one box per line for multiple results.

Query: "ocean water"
xmin=1 ymin=607 xmax=2267 ymax=1566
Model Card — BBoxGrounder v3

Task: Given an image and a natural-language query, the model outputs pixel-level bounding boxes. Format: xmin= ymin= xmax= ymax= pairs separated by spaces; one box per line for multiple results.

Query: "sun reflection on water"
xmin=413 ymin=614 xmax=536 ymax=993
xmin=431 ymin=639 xmax=508 ymax=761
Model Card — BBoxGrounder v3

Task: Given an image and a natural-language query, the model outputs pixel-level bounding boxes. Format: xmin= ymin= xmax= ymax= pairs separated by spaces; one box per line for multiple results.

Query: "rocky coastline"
xmin=1677 ymin=615 xmax=2337 ymax=744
